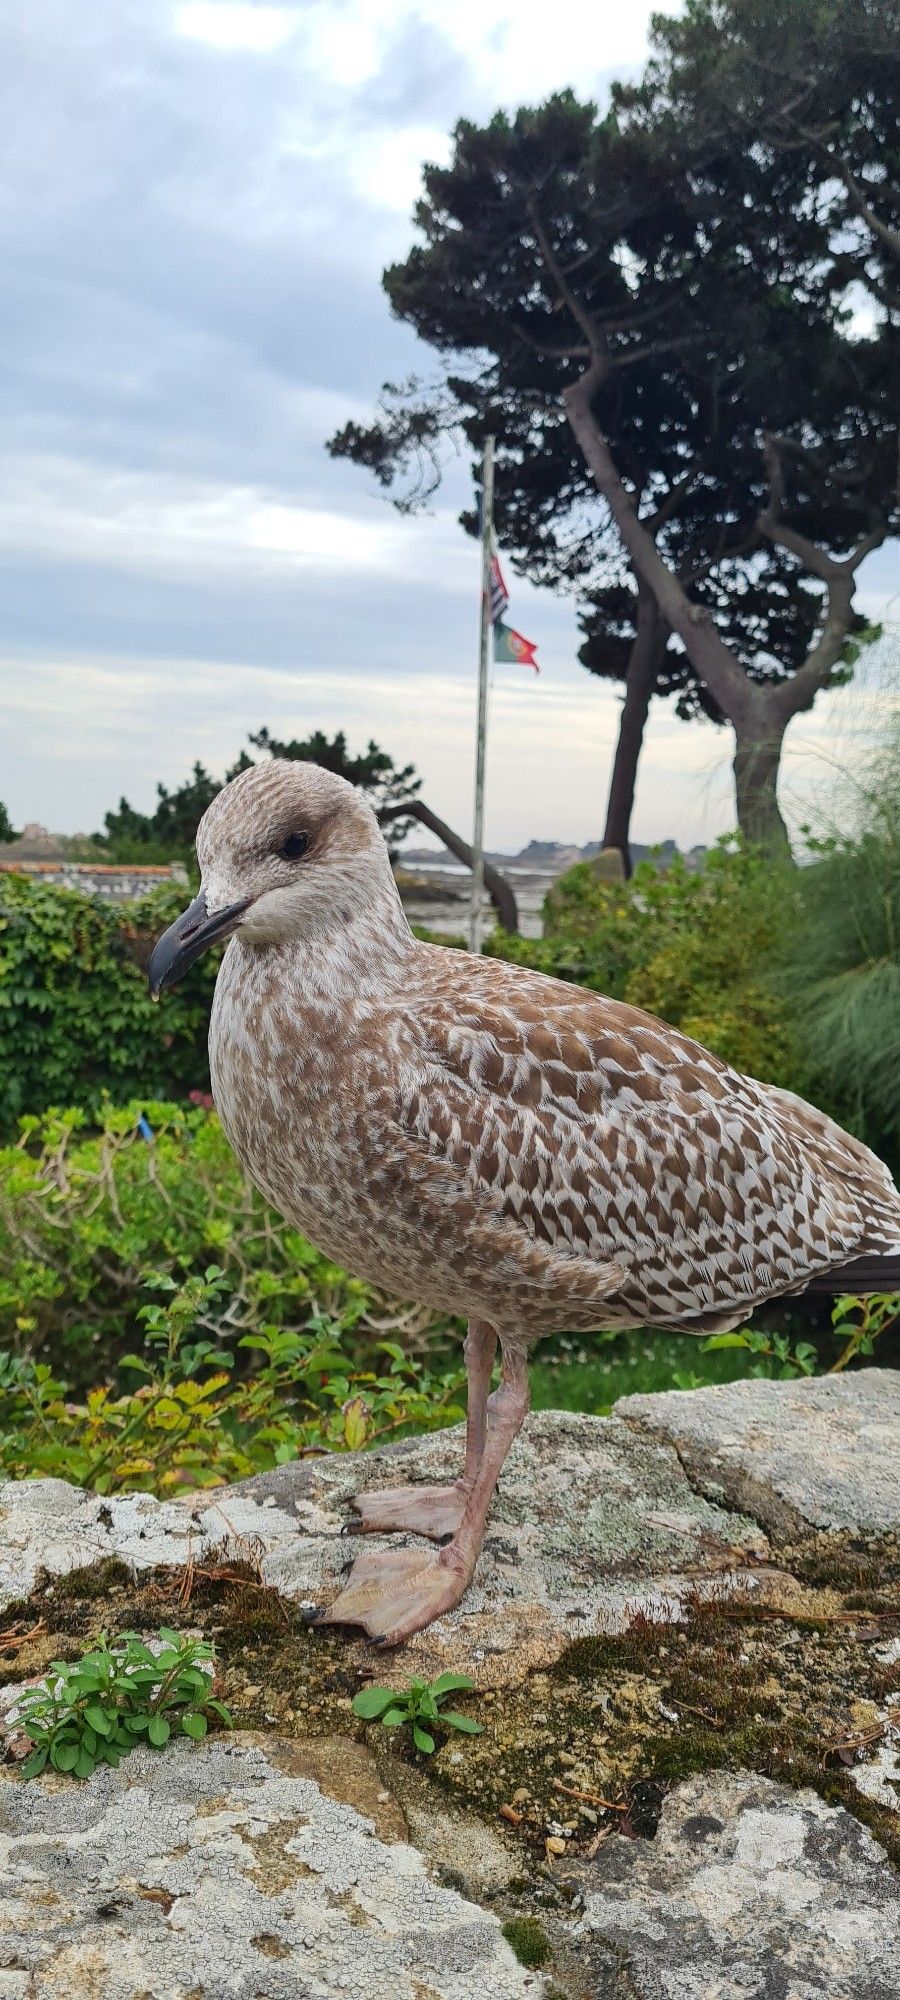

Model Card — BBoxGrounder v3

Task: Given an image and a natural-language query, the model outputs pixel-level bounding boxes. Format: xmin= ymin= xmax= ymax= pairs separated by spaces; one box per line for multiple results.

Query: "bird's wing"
xmin=395 ymin=962 xmax=899 ymax=1322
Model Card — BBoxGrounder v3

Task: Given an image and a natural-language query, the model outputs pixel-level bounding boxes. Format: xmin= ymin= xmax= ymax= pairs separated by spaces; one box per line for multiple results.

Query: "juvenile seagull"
xmin=149 ymin=760 xmax=900 ymax=1645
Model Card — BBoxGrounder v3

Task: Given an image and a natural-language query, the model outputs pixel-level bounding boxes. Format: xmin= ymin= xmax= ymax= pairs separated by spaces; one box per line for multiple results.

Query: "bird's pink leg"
xmin=311 ymin=1342 xmax=529 ymax=1645
xmin=343 ymin=1318 xmax=497 ymax=1540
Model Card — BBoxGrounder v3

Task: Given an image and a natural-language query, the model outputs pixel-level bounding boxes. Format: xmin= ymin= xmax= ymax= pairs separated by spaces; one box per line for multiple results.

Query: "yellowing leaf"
xmin=341 ymin=1395 xmax=370 ymax=1451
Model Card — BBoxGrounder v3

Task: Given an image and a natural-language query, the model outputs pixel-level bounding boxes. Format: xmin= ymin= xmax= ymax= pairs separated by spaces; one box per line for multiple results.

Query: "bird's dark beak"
xmin=148 ymin=890 xmax=252 ymax=999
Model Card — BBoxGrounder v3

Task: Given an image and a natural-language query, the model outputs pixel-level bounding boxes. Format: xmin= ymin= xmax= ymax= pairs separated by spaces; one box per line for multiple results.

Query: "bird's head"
xmin=147 ymin=758 xmax=392 ymax=997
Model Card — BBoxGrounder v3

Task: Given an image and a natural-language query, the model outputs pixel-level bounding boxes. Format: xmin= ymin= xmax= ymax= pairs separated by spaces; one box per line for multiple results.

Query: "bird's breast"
xmin=208 ymin=967 xmax=409 ymax=1280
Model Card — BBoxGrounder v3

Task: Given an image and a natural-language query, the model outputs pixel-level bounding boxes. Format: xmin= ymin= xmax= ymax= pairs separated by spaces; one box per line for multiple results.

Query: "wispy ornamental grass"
xmin=786 ymin=714 xmax=900 ymax=1164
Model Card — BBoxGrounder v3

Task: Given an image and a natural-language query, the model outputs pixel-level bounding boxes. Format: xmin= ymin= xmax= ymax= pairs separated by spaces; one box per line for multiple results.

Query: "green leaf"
xmin=148 ymin=1715 xmax=170 ymax=1748
xmin=428 ymin=1672 xmax=476 ymax=1697
xmin=181 ymin=1712 xmax=207 ymax=1740
xmin=412 ymin=1725 xmax=435 ymax=1754
xmin=74 ymin=1749 xmax=96 ymax=1778
xmin=352 ymin=1685 xmax=401 ymax=1720
xmin=380 ymin=1708 xmax=408 ymax=1727
xmin=51 ymin=1741 xmax=79 ymax=1772
xmin=700 ymin=1333 xmax=751 ymax=1352
xmin=85 ymin=1704 xmax=112 ymax=1737
xmin=203 ymin=1698 xmax=233 ymax=1726
xmin=441 ymin=1712 xmax=484 ymax=1734
xmin=20 ymin=1747 xmax=48 ymax=1780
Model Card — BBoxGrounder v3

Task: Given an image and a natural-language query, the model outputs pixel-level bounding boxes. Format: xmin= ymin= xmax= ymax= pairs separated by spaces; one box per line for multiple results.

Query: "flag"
xmin=494 ymin=620 xmax=540 ymax=672
xmin=488 ymin=538 xmax=509 ymax=625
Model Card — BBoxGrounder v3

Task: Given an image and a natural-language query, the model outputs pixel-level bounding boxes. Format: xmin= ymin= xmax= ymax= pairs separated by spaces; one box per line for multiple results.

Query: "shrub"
xmin=0 ymin=876 xmax=216 ymax=1129
xmin=0 ymin=1099 xmax=391 ymax=1386
xmin=487 ymin=840 xmax=800 ymax=1085
xmin=783 ymin=806 xmax=900 ymax=1167
xmin=0 ymin=1265 xmax=466 ymax=1494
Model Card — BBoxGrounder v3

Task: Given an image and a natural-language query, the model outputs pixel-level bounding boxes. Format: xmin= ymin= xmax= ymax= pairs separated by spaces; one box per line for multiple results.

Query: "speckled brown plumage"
xmin=153 ymin=758 xmax=900 ymax=1643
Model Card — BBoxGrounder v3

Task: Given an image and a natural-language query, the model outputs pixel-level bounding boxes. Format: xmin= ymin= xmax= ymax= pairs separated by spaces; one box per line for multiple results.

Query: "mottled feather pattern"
xmin=203 ymin=763 xmax=900 ymax=1346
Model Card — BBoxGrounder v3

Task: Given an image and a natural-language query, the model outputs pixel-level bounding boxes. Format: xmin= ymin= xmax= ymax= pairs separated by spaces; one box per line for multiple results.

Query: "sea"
xmin=400 ymin=859 xmax=561 ymax=941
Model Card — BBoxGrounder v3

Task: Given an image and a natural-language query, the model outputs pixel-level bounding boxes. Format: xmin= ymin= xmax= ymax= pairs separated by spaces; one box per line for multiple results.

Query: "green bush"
xmin=487 ymin=839 xmax=801 ymax=1086
xmin=0 ymin=876 xmax=217 ymax=1129
xmin=0 ymin=1100 xmax=432 ymax=1387
xmin=0 ymin=1265 xmax=465 ymax=1494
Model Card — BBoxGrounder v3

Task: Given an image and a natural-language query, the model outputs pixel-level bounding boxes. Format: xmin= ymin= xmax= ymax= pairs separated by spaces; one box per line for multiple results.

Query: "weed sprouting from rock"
xmin=352 ymin=1670 xmax=483 ymax=1755
xmin=13 ymin=1626 xmax=232 ymax=1780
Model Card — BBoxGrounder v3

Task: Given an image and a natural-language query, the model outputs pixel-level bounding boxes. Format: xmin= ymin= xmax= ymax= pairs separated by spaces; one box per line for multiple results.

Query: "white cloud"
xmin=173 ymin=4 xmax=301 ymax=54
xmin=0 ymin=452 xmax=474 ymax=589
xmin=347 ymin=124 xmax=454 ymax=213
xmin=173 ymin=0 xmax=680 ymax=118
xmin=4 ymin=635 xmax=896 ymax=854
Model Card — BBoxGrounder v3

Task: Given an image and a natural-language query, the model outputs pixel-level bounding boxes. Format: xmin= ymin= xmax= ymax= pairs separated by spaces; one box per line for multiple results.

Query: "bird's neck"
xmin=229 ymin=872 xmax=419 ymax=1007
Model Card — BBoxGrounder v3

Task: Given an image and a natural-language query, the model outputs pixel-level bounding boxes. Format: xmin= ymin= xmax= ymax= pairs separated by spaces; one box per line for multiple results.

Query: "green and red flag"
xmin=494 ymin=620 xmax=539 ymax=673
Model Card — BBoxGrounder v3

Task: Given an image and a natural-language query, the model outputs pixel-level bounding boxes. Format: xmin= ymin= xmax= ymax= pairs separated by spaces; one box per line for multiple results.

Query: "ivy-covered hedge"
xmin=0 ymin=877 xmax=216 ymax=1130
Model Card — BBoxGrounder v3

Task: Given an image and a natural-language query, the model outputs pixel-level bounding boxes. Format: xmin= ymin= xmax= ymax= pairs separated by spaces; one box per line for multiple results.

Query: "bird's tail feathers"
xmin=803 ymin=1253 xmax=900 ymax=1296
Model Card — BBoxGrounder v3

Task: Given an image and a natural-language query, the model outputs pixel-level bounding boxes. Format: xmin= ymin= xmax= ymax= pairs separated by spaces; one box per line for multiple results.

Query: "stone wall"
xmin=0 ymin=859 xmax=188 ymax=900
xmin=0 ymin=1372 xmax=897 ymax=1997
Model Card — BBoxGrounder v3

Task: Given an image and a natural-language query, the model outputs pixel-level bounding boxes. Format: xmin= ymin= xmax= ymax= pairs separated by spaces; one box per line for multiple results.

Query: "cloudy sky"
xmin=1 ymin=0 xmax=896 ymax=852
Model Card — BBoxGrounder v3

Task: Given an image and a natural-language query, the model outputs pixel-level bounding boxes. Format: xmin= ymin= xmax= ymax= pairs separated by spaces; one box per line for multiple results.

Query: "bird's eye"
xmin=281 ymin=831 xmax=310 ymax=861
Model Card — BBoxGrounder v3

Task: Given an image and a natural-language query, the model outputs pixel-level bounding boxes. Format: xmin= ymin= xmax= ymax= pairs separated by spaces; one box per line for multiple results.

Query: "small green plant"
xmin=690 ymin=1326 xmax=819 ymax=1384
xmin=352 ymin=1671 xmax=483 ymax=1754
xmin=16 ymin=1627 xmax=232 ymax=1780
xmin=828 ymin=1291 xmax=900 ymax=1372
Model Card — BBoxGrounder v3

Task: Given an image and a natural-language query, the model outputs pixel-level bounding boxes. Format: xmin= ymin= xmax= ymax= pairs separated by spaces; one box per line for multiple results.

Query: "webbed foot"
xmin=343 ymin=1481 xmax=468 ymax=1542
xmin=306 ymin=1543 xmax=472 ymax=1645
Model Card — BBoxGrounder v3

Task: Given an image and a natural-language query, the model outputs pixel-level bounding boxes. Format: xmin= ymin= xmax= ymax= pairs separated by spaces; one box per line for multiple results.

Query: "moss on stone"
xmin=7 ymin=1525 xmax=899 ymax=1874
xmin=501 ymin=1917 xmax=551 ymax=1968
xmin=46 ymin=1557 xmax=134 ymax=1601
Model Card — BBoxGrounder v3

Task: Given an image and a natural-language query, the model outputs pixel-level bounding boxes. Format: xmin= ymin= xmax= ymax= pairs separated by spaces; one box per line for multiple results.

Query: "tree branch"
xmin=510 ymin=322 xmax=593 ymax=360
xmin=527 ymin=199 xmax=606 ymax=360
xmin=381 ymin=800 xmax=518 ymax=933
xmin=773 ymin=569 xmax=856 ymax=722
xmin=608 ymin=332 xmax=707 ymax=370
xmin=640 ymin=468 xmax=698 ymax=533
xmin=794 ymin=133 xmax=900 ymax=265
xmin=758 ymin=434 xmax=887 ymax=581
xmin=563 ymin=359 xmax=753 ymax=725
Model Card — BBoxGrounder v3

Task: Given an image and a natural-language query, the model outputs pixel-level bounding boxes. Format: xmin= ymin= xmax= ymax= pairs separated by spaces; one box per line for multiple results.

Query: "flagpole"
xmin=470 ymin=434 xmax=494 ymax=954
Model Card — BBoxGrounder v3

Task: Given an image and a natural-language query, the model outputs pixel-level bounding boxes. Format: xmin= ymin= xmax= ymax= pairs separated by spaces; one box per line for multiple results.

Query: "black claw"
xmin=369 ymin=1633 xmax=392 ymax=1648
xmin=301 ymin=1605 xmax=326 ymax=1626
xmin=435 ymin=1531 xmax=455 ymax=1546
xmin=341 ymin=1519 xmax=364 ymax=1537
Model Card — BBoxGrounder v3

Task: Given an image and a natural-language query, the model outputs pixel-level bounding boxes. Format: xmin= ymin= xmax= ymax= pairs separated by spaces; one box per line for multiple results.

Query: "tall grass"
xmin=785 ymin=712 xmax=900 ymax=1165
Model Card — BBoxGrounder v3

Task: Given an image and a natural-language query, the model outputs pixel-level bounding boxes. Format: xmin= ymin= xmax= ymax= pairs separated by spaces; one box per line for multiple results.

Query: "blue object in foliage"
xmin=136 ymin=1113 xmax=154 ymax=1143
